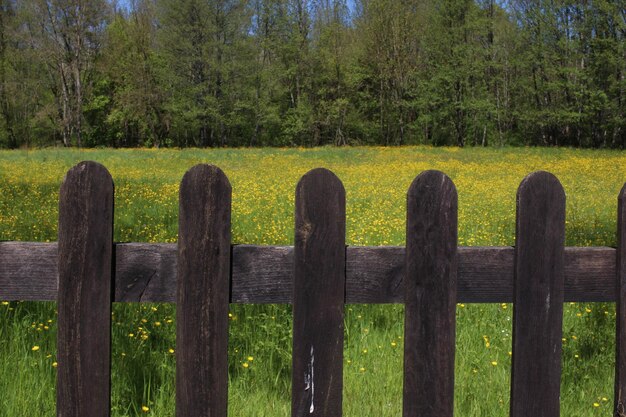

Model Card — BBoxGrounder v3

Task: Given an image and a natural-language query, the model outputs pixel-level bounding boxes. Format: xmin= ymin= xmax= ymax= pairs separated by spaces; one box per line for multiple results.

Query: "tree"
xmin=158 ymin=0 xmax=250 ymax=147
xmin=351 ymin=0 xmax=423 ymax=145
xmin=0 ymin=0 xmax=17 ymax=147
xmin=97 ymin=0 xmax=168 ymax=147
xmin=24 ymin=0 xmax=110 ymax=147
xmin=309 ymin=0 xmax=353 ymax=145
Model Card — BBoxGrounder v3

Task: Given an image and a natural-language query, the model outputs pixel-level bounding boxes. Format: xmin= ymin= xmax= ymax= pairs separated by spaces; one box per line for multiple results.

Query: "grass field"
xmin=0 ymin=146 xmax=625 ymax=416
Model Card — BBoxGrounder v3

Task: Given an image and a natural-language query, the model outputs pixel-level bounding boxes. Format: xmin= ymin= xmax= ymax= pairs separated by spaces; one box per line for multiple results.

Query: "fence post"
xmin=402 ymin=170 xmax=457 ymax=417
xmin=176 ymin=164 xmax=231 ymax=417
xmin=510 ymin=171 xmax=565 ymax=417
xmin=615 ymin=183 xmax=626 ymax=416
xmin=292 ymin=168 xmax=346 ymax=417
xmin=57 ymin=161 xmax=114 ymax=417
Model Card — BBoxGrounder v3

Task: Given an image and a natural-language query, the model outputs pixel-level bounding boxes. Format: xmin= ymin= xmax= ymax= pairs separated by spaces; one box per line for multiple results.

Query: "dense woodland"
xmin=0 ymin=0 xmax=624 ymax=148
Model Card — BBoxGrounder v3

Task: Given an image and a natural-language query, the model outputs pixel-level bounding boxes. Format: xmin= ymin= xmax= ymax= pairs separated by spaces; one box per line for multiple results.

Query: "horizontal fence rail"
xmin=1 ymin=160 xmax=625 ymax=417
xmin=0 ymin=243 xmax=617 ymax=303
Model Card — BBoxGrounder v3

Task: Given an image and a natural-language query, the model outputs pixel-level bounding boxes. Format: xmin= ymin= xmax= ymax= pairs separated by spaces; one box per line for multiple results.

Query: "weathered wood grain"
xmin=232 ymin=245 xmax=293 ymax=303
xmin=615 ymin=183 xmax=626 ymax=417
xmin=0 ymin=243 xmax=618 ymax=303
xmin=57 ymin=161 xmax=113 ymax=417
xmin=510 ymin=171 xmax=565 ymax=417
xmin=0 ymin=241 xmax=58 ymax=300
xmin=115 ymin=243 xmax=177 ymax=302
xmin=176 ymin=165 xmax=231 ymax=417
xmin=292 ymin=168 xmax=345 ymax=417
xmin=403 ymin=170 xmax=457 ymax=417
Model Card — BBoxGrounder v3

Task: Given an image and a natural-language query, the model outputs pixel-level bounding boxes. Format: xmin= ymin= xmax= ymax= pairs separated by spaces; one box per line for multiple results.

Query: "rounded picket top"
xmin=295 ymin=168 xmax=346 ymax=238
xmin=407 ymin=169 xmax=457 ymax=209
xmin=516 ymin=171 xmax=565 ymax=208
xmin=180 ymin=163 xmax=231 ymax=198
xmin=58 ymin=160 xmax=114 ymax=247
xmin=296 ymin=167 xmax=345 ymax=199
xmin=60 ymin=160 xmax=114 ymax=198
xmin=177 ymin=162 xmax=232 ymax=260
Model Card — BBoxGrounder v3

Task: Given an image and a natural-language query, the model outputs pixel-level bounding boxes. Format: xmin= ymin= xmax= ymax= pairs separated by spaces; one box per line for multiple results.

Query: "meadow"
xmin=0 ymin=146 xmax=625 ymax=416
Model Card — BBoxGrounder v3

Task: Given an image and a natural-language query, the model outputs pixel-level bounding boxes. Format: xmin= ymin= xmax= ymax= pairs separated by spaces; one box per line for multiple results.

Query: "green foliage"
xmin=0 ymin=0 xmax=624 ymax=148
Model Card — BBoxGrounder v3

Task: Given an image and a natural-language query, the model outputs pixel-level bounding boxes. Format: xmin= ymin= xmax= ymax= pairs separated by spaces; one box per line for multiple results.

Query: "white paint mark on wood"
xmin=303 ymin=345 xmax=315 ymax=414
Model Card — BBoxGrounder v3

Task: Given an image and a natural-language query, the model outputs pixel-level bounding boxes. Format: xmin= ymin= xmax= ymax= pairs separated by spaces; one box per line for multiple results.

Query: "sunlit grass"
xmin=0 ymin=146 xmax=624 ymax=416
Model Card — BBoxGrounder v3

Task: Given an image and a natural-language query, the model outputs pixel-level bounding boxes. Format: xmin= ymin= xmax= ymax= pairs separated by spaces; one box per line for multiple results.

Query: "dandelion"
xmin=31 ymin=346 xmax=40 ymax=351
xmin=52 ymin=362 xmax=57 ymax=368
xmin=593 ymin=403 xmax=599 ymax=407
xmin=391 ymin=342 xmax=397 ymax=347
xmin=491 ymin=361 xmax=498 ymax=366
xmin=142 ymin=405 xmax=150 ymax=412
xmin=168 ymin=348 xmax=175 ymax=354
xmin=243 ymin=362 xmax=249 ymax=368
xmin=359 ymin=367 xmax=366 ymax=372
xmin=247 ymin=356 xmax=254 ymax=361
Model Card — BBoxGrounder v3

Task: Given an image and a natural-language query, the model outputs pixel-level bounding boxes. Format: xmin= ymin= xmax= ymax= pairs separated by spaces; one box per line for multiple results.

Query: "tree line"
xmin=0 ymin=0 xmax=624 ymax=148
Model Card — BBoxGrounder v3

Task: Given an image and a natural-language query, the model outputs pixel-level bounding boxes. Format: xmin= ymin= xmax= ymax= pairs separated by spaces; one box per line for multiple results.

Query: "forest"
xmin=0 ymin=0 xmax=624 ymax=148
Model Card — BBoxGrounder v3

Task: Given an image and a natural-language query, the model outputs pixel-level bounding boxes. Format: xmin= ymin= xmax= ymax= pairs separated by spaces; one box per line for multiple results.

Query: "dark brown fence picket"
xmin=402 ymin=170 xmax=457 ymax=417
xmin=57 ymin=161 xmax=114 ymax=417
xmin=615 ymin=184 xmax=626 ymax=416
xmin=176 ymin=165 xmax=231 ymax=417
xmin=510 ymin=171 xmax=565 ymax=417
xmin=292 ymin=168 xmax=346 ymax=417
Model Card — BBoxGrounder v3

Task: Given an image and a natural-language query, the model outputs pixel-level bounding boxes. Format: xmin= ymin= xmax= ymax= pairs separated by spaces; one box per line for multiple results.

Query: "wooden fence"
xmin=0 ymin=161 xmax=625 ymax=417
